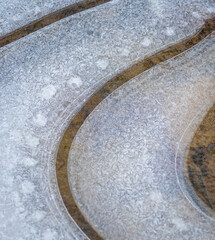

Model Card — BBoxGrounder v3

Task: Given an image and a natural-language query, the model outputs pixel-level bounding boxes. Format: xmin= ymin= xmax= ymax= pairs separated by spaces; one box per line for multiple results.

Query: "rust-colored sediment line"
xmin=0 ymin=0 xmax=111 ymax=48
xmin=187 ymin=104 xmax=215 ymax=211
xmin=56 ymin=18 xmax=215 ymax=240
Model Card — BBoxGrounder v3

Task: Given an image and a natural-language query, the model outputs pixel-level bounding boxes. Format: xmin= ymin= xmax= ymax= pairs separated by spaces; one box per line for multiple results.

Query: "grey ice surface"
xmin=0 ymin=0 xmax=82 ymax=37
xmin=0 ymin=0 xmax=215 ymax=239
xmin=69 ymin=32 xmax=215 ymax=240
xmin=0 ymin=0 xmax=215 ymax=37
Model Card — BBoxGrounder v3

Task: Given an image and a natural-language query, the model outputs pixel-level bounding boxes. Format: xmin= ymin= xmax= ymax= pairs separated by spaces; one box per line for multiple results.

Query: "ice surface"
xmin=0 ymin=0 xmax=215 ymax=239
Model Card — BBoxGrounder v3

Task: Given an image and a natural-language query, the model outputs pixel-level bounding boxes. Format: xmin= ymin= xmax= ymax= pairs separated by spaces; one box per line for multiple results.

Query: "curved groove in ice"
xmin=56 ymin=18 xmax=215 ymax=239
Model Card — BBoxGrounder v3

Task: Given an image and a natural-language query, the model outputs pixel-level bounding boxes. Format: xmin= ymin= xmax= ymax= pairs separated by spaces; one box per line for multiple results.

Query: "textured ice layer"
xmin=0 ymin=0 xmax=82 ymax=37
xmin=0 ymin=0 xmax=215 ymax=239
xmin=0 ymin=0 xmax=215 ymax=38
xmin=69 ymin=32 xmax=215 ymax=240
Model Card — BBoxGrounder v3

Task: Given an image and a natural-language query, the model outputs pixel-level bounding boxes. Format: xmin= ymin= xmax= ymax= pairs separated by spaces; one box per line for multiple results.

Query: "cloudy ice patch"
xmin=33 ymin=112 xmax=47 ymax=127
xmin=23 ymin=157 xmax=37 ymax=167
xmin=172 ymin=218 xmax=188 ymax=231
xmin=5 ymin=176 xmax=14 ymax=186
xmin=121 ymin=48 xmax=130 ymax=56
xmin=96 ymin=58 xmax=109 ymax=70
xmin=34 ymin=211 xmax=45 ymax=221
xmin=40 ymin=84 xmax=56 ymax=100
xmin=10 ymin=130 xmax=23 ymax=142
xmin=67 ymin=76 xmax=83 ymax=88
xmin=12 ymin=192 xmax=21 ymax=205
xmin=141 ymin=37 xmax=152 ymax=47
xmin=25 ymin=135 xmax=39 ymax=148
xmin=207 ymin=7 xmax=215 ymax=13
xmin=192 ymin=11 xmax=201 ymax=19
xmin=149 ymin=0 xmax=164 ymax=18
xmin=34 ymin=6 xmax=41 ymax=14
xmin=21 ymin=181 xmax=35 ymax=194
xmin=166 ymin=27 xmax=175 ymax=36
xmin=42 ymin=229 xmax=57 ymax=240
xmin=149 ymin=190 xmax=163 ymax=203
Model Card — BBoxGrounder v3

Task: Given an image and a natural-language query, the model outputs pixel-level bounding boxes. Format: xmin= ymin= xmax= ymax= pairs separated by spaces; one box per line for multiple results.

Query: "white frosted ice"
xmin=21 ymin=181 xmax=35 ymax=194
xmin=141 ymin=37 xmax=152 ymax=47
xmin=34 ymin=112 xmax=47 ymax=127
xmin=96 ymin=59 xmax=110 ymax=70
xmin=23 ymin=157 xmax=37 ymax=167
xmin=172 ymin=218 xmax=188 ymax=231
xmin=166 ymin=27 xmax=175 ymax=36
xmin=25 ymin=135 xmax=40 ymax=147
xmin=67 ymin=76 xmax=83 ymax=88
xmin=40 ymin=84 xmax=57 ymax=100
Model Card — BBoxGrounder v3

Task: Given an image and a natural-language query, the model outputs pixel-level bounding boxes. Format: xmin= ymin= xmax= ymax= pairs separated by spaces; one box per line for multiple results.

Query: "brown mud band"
xmin=187 ymin=104 xmax=215 ymax=211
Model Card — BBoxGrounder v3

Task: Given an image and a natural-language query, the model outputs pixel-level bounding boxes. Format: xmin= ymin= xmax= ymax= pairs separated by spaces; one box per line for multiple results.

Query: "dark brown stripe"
xmin=0 ymin=0 xmax=111 ymax=48
xmin=56 ymin=18 xmax=215 ymax=239
xmin=187 ymin=104 xmax=215 ymax=211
